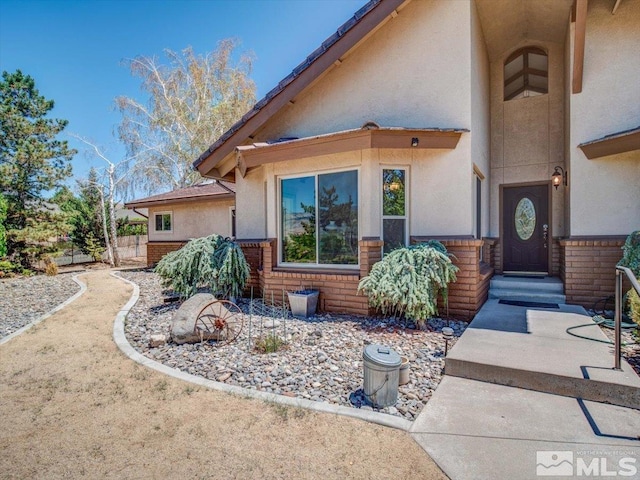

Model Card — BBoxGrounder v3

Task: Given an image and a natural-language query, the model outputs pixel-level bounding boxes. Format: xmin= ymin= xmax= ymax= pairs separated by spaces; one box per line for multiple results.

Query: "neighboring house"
xmin=193 ymin=0 xmax=639 ymax=319
xmin=125 ymin=180 xmax=236 ymax=266
xmin=115 ymin=204 xmax=148 ymax=226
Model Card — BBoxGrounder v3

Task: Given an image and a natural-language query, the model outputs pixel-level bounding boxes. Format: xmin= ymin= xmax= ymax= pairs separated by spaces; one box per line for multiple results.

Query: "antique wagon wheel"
xmin=194 ymin=300 xmax=244 ymax=346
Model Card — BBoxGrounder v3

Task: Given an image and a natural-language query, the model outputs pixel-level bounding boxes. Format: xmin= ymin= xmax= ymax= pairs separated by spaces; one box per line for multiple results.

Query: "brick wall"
xmin=238 ymin=237 xmax=492 ymax=321
xmin=413 ymin=238 xmax=492 ymax=320
xmin=559 ymin=237 xmax=626 ymax=308
xmin=253 ymin=238 xmax=382 ymax=316
xmin=484 ymin=237 xmax=561 ymax=276
xmin=146 ymin=241 xmax=186 ymax=266
xmin=237 ymin=241 xmax=262 ymax=296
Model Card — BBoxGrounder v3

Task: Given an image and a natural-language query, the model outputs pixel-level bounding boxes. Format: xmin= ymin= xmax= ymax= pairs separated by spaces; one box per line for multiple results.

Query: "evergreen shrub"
xmin=154 ymin=234 xmax=250 ymax=300
xmin=618 ymin=230 xmax=640 ymax=326
xmin=358 ymin=242 xmax=458 ymax=327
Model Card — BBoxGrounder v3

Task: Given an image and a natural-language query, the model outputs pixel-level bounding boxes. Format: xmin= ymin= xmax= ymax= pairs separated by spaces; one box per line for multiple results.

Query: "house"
xmin=192 ymin=0 xmax=639 ymax=320
xmin=125 ymin=180 xmax=236 ymax=266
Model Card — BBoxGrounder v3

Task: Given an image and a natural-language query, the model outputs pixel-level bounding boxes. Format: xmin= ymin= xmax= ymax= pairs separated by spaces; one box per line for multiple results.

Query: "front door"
xmin=503 ymin=184 xmax=549 ymax=274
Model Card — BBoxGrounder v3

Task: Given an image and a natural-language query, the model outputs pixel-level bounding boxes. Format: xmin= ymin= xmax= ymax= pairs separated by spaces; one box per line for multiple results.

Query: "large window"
xmin=154 ymin=212 xmax=172 ymax=232
xmin=382 ymin=168 xmax=407 ymax=254
xmin=281 ymin=170 xmax=358 ymax=266
xmin=504 ymin=47 xmax=548 ymax=101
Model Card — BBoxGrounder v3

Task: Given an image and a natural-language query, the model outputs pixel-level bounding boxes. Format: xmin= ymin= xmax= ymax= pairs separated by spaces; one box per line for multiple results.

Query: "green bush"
xmin=0 ymin=260 xmax=17 ymax=277
xmin=154 ymin=234 xmax=250 ymax=300
xmin=254 ymin=334 xmax=287 ymax=354
xmin=618 ymin=230 xmax=640 ymax=326
xmin=358 ymin=242 xmax=458 ymax=327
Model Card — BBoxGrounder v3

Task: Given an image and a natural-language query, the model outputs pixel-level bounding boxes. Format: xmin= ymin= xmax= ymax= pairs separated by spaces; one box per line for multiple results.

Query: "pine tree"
xmin=0 ymin=193 xmax=7 ymax=258
xmin=0 ymin=70 xmax=76 ymax=268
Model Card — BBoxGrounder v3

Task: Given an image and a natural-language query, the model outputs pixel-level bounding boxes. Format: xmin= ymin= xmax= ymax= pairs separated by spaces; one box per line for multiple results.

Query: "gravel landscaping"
xmin=0 ymin=272 xmax=81 ymax=338
xmin=119 ymin=269 xmax=467 ymax=421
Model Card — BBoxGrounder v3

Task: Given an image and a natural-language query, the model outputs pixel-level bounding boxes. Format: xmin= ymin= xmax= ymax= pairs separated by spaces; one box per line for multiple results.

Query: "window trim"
xmin=278 ymin=167 xmax=360 ymax=269
xmin=229 ymin=206 xmax=236 ymax=239
xmin=381 ymin=166 xmax=409 ymax=254
xmin=153 ymin=211 xmax=173 ymax=233
xmin=504 ymin=46 xmax=548 ymax=101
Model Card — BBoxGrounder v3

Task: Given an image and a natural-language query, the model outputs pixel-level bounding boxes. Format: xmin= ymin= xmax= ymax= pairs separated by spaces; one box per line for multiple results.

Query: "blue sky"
xmin=0 ymin=0 xmax=364 ymax=198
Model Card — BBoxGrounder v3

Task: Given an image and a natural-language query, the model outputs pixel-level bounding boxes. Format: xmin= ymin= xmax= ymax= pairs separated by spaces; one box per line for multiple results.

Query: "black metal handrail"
xmin=614 ymin=266 xmax=640 ymax=370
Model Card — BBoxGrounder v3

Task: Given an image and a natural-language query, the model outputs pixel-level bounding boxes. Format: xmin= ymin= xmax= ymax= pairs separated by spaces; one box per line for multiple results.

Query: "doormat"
xmin=499 ymin=299 xmax=559 ymax=309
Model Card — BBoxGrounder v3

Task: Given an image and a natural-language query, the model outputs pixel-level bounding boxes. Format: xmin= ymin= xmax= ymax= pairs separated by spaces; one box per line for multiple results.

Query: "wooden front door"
xmin=503 ymin=184 xmax=549 ymax=273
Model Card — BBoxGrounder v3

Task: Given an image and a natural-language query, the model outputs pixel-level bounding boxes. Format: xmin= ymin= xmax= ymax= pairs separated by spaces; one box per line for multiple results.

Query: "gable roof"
xmin=124 ymin=180 xmax=235 ymax=209
xmin=194 ymin=0 xmax=410 ymax=179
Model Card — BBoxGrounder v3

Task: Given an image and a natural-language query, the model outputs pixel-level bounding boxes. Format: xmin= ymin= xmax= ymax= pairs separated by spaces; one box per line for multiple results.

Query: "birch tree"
xmin=72 ymin=136 xmax=133 ymax=267
xmin=116 ymin=40 xmax=256 ymax=197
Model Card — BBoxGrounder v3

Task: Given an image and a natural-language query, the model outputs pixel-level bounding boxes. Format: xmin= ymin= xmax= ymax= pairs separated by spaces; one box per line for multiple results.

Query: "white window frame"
xmin=381 ymin=166 xmax=409 ymax=254
xmin=278 ymin=167 xmax=360 ymax=269
xmin=153 ymin=211 xmax=173 ymax=233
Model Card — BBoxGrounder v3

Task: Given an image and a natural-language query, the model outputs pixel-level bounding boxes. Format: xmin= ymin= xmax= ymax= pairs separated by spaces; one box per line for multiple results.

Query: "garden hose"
xmin=565 ymin=315 xmax=637 ymax=345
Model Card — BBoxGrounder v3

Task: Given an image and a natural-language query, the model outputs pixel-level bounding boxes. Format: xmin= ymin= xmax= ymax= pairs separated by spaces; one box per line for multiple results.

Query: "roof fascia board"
xmin=572 ymin=0 xmax=588 ymax=94
xmin=196 ymin=0 xmax=410 ymax=177
xmin=237 ymin=129 xmax=465 ymax=173
xmin=578 ymin=128 xmax=640 ymax=159
xmin=125 ymin=193 xmax=234 ymax=209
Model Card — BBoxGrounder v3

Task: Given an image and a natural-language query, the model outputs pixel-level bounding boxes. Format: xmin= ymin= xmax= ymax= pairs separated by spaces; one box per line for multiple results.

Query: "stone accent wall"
xmin=413 ymin=237 xmax=492 ymax=320
xmin=146 ymin=241 xmax=186 ymax=266
xmin=559 ymin=237 xmax=626 ymax=308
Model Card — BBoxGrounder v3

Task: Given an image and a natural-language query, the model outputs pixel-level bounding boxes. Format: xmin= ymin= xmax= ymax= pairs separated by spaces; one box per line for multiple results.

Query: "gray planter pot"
xmin=287 ymin=289 xmax=319 ymax=318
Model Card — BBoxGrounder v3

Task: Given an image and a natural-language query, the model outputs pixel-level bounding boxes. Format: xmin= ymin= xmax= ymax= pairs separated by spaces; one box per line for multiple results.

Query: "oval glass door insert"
xmin=515 ymin=197 xmax=536 ymax=240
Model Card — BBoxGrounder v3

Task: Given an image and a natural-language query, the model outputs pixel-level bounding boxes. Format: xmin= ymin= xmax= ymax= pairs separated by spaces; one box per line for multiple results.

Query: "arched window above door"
xmin=504 ymin=47 xmax=548 ymax=101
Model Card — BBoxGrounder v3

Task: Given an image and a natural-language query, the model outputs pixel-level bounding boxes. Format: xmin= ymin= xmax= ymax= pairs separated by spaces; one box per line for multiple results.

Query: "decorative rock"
xmin=171 ymin=293 xmax=218 ymax=344
xmin=120 ymin=270 xmax=472 ymax=422
xmin=218 ymin=372 xmax=232 ymax=382
xmin=149 ymin=334 xmax=167 ymax=347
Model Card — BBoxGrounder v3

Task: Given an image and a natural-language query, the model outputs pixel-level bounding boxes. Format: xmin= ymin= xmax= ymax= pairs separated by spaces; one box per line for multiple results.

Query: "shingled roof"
xmin=194 ymin=0 xmax=409 ymax=178
xmin=124 ymin=180 xmax=235 ymax=209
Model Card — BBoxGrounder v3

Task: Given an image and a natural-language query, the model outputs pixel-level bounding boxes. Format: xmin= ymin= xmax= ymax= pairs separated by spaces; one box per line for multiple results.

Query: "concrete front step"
xmin=445 ymin=301 xmax=640 ymax=409
xmin=490 ymin=275 xmax=564 ymax=294
xmin=488 ymin=289 xmax=566 ymax=304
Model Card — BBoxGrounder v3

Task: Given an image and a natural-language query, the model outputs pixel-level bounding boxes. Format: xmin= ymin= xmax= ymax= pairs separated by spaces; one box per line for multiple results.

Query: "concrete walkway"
xmin=410 ymin=300 xmax=640 ymax=480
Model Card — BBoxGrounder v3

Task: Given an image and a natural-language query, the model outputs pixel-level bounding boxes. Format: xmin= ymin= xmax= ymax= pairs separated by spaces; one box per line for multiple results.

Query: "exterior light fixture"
xmin=552 ymin=166 xmax=567 ymax=190
xmin=411 ymin=137 xmax=419 ymax=147
xmin=442 ymin=326 xmax=454 ymax=356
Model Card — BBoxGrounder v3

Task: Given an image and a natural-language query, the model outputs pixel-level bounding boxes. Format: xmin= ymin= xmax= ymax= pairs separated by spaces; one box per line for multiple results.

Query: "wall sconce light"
xmin=411 ymin=137 xmax=419 ymax=147
xmin=551 ymin=166 xmax=567 ymax=190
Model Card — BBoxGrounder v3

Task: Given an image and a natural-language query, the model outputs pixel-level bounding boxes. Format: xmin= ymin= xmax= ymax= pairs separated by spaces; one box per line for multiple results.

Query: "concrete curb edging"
xmin=0 ymin=274 xmax=87 ymax=346
xmin=110 ymin=271 xmax=412 ymax=432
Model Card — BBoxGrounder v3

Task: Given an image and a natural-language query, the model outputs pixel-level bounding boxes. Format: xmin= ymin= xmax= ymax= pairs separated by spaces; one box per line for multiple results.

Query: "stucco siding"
xmin=470 ymin=0 xmax=491 ymax=238
xmin=568 ymin=0 xmax=640 ymax=236
xmin=489 ymin=40 xmax=566 ymax=238
xmin=236 ymin=167 xmax=267 ymax=239
xmin=254 ymin=0 xmax=472 ymax=143
xmin=147 ymin=200 xmax=234 ymax=242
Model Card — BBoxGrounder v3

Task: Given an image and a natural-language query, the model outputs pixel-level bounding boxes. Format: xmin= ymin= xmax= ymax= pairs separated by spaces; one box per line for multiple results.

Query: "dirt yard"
xmin=0 ymin=269 xmax=447 ymax=480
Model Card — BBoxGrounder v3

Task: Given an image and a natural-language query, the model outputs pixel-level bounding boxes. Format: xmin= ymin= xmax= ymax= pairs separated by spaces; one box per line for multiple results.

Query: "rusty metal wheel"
xmin=194 ymin=300 xmax=244 ymax=346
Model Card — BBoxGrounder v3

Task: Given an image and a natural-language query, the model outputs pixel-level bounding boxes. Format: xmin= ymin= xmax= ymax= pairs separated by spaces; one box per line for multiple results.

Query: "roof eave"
xmin=578 ymin=126 xmax=640 ymax=159
xmin=235 ymin=127 xmax=468 ymax=174
xmin=124 ymin=192 xmax=235 ymax=210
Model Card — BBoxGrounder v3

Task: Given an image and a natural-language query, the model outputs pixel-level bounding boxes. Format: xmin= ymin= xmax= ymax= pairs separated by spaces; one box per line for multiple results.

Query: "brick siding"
xmin=146 ymin=241 xmax=187 ymax=266
xmin=559 ymin=237 xmax=626 ymax=308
